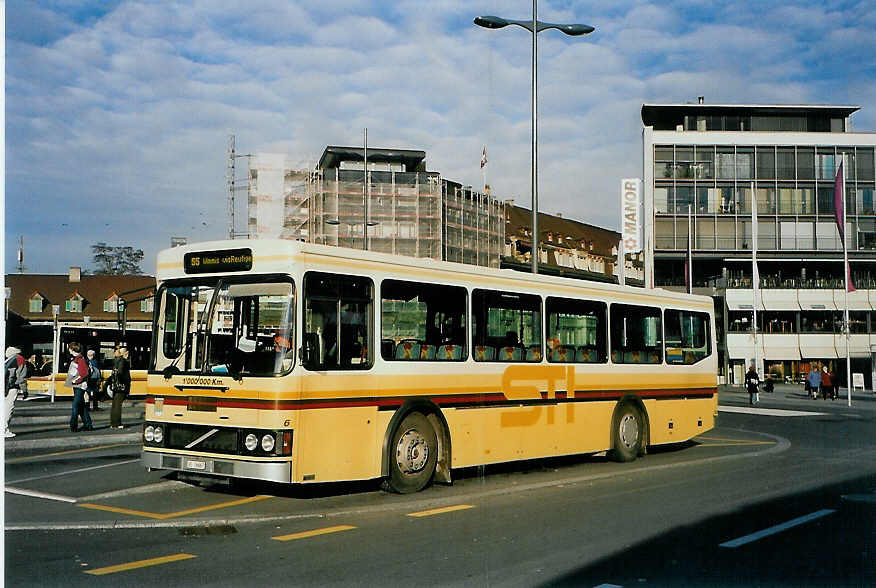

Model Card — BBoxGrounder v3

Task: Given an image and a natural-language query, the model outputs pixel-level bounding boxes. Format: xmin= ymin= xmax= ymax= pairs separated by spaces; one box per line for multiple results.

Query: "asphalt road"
xmin=5 ymin=389 xmax=876 ymax=587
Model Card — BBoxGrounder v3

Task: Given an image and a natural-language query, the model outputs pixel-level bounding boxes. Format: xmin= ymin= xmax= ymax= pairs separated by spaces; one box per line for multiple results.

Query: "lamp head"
xmin=474 ymin=16 xmax=509 ymax=29
xmin=555 ymin=23 xmax=595 ymax=36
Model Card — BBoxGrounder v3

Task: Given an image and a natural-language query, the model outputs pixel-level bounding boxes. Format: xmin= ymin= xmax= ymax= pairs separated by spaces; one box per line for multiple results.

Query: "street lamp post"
xmin=474 ymin=6 xmax=594 ymax=274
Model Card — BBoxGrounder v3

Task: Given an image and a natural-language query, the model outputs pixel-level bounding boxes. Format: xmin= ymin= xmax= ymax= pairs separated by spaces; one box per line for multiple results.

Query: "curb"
xmin=13 ymin=412 xmax=144 ymax=425
xmin=4 ymin=432 xmax=141 ymax=452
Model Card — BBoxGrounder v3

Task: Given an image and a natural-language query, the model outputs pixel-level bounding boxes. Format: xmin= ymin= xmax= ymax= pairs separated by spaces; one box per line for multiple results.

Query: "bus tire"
xmin=609 ymin=402 xmax=643 ymax=463
xmin=382 ymin=411 xmax=438 ymax=494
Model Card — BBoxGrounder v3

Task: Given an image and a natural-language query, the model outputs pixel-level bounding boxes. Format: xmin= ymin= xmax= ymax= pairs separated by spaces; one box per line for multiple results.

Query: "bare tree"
xmin=91 ymin=242 xmax=144 ymax=275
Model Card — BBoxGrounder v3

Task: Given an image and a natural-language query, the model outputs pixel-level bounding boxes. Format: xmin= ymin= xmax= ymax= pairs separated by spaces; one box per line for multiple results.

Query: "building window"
xmin=756 ymin=147 xmax=776 ymax=179
xmin=716 ymin=150 xmax=735 ymax=179
xmin=65 ymin=298 xmax=82 ymax=313
xmin=140 ymin=299 xmax=154 ymax=312
xmin=855 ymin=147 xmax=874 ymax=181
xmin=777 ymin=148 xmax=795 ymax=179
xmin=857 ymin=188 xmax=875 ymax=215
xmin=103 ymin=297 xmax=118 ymax=312
xmin=29 ymin=298 xmax=42 ymax=313
xmin=797 ymin=148 xmax=815 ymax=180
xmin=655 ymin=187 xmax=671 ymax=214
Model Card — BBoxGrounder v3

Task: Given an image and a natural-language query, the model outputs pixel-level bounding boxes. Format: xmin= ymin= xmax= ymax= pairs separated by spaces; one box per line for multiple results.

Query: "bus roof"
xmin=156 ymin=239 xmax=712 ymax=310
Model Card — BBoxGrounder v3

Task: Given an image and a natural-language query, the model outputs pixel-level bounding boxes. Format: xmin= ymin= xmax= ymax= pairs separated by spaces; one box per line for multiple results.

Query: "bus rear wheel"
xmin=383 ymin=412 xmax=438 ymax=494
xmin=609 ymin=403 xmax=643 ymax=463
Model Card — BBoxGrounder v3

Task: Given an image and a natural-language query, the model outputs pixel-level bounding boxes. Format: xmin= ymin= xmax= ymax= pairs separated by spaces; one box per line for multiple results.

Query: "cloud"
xmin=5 ymin=1 xmax=876 ymax=273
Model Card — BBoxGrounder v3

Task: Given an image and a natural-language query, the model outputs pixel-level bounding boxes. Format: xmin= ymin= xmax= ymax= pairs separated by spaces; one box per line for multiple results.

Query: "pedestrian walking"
xmin=807 ymin=364 xmax=821 ymax=400
xmin=65 ymin=343 xmax=93 ymax=432
xmin=829 ymin=368 xmax=838 ymax=400
xmin=4 ymin=346 xmax=27 ymax=438
xmin=820 ymin=366 xmax=832 ymax=401
xmin=745 ymin=362 xmax=760 ymax=406
xmin=109 ymin=345 xmax=131 ymax=429
xmin=86 ymin=349 xmax=103 ymax=411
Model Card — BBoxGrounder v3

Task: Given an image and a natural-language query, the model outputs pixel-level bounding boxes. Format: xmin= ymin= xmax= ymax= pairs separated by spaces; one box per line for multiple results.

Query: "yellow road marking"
xmin=85 ymin=553 xmax=196 ymax=575
xmin=407 ymin=504 xmax=474 ymax=517
xmin=272 ymin=525 xmax=356 ymax=541
xmin=78 ymin=495 xmax=271 ymax=520
xmin=6 ymin=444 xmax=131 ymax=464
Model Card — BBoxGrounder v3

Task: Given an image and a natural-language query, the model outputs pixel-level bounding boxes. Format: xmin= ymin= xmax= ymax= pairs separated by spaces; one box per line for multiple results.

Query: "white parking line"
xmin=720 ymin=509 xmax=836 ymax=548
xmin=5 ymin=486 xmax=77 ymax=503
xmin=719 ymin=406 xmax=826 ymax=417
xmin=8 ymin=459 xmax=139 ymax=484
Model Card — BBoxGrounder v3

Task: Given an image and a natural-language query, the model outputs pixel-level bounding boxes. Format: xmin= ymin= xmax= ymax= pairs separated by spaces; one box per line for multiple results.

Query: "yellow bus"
xmin=142 ymin=240 xmax=717 ymax=493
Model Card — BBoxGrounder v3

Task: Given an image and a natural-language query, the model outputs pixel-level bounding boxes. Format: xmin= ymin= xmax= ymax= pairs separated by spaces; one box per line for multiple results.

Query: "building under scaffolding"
xmin=247 ymin=146 xmax=504 ymax=268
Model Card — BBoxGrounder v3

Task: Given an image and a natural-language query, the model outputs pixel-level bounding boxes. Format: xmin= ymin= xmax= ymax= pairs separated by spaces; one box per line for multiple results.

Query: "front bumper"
xmin=141 ymin=450 xmax=293 ymax=484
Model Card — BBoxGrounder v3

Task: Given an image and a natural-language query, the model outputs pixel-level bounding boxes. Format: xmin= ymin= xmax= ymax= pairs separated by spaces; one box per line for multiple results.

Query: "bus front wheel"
xmin=383 ymin=412 xmax=438 ymax=494
xmin=609 ymin=403 xmax=643 ymax=463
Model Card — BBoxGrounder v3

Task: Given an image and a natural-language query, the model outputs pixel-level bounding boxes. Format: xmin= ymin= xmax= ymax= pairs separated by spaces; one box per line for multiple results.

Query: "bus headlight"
xmin=153 ymin=426 xmax=164 ymax=444
xmin=261 ymin=434 xmax=276 ymax=453
xmin=244 ymin=433 xmax=259 ymax=452
xmin=144 ymin=425 xmax=155 ymax=442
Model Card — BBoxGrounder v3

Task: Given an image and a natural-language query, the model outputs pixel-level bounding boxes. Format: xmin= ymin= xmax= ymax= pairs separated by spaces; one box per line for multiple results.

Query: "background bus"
xmin=26 ymin=325 xmax=152 ymax=399
xmin=142 ymin=240 xmax=717 ymax=493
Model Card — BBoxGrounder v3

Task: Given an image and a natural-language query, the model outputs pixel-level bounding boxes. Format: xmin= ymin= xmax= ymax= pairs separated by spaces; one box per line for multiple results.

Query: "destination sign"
xmin=184 ymin=248 xmax=253 ymax=274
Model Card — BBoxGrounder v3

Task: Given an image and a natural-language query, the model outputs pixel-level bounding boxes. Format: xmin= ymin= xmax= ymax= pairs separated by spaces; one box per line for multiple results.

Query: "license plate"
xmin=186 ymin=459 xmax=206 ymax=470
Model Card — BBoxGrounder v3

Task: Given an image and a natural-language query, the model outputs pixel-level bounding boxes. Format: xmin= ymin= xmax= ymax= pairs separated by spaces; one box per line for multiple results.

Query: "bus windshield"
xmin=154 ymin=277 xmax=295 ymax=377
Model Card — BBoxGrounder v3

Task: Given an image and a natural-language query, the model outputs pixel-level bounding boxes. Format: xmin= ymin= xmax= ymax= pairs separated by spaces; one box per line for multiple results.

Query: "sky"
xmin=5 ymin=0 xmax=876 ymax=275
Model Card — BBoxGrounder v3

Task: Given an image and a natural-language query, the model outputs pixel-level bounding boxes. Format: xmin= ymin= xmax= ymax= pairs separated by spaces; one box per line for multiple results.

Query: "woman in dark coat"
xmin=109 ymin=346 xmax=131 ymax=429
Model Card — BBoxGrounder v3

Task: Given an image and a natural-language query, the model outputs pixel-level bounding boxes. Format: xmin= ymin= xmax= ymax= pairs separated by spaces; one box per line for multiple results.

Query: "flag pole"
xmin=842 ymin=156 xmax=852 ymax=406
xmin=751 ymin=182 xmax=760 ymax=378
xmin=687 ymin=204 xmax=693 ymax=294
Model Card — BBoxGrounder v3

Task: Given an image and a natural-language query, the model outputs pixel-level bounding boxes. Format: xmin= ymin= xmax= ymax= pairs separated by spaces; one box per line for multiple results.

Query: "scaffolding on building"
xmin=443 ymin=182 xmax=504 ymax=268
xmin=244 ymin=146 xmax=504 ymax=268
xmin=310 ymin=167 xmax=446 ymax=260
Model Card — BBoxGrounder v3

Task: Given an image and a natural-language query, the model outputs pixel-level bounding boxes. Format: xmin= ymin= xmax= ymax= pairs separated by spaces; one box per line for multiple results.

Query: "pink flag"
xmin=480 ymin=146 xmax=488 ymax=169
xmin=834 ymin=161 xmax=845 ymax=244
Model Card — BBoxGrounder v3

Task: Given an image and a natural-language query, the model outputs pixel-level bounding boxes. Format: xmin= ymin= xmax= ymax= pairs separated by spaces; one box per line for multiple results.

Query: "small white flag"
xmin=480 ymin=146 xmax=487 ymax=169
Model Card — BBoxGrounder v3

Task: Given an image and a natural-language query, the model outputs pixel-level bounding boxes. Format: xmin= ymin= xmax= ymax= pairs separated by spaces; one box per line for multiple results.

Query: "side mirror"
xmin=161 ymin=364 xmax=180 ymax=380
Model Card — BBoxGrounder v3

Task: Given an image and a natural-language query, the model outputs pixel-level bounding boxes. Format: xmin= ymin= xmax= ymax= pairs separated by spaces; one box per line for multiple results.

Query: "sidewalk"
xmin=719 ymin=382 xmax=876 ymax=411
xmin=4 ymin=396 xmax=144 ymax=454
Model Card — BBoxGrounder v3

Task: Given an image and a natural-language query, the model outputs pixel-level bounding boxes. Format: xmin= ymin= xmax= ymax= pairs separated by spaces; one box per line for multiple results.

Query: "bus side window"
xmin=610 ymin=303 xmax=663 ymax=364
xmin=665 ymin=309 xmax=711 ymax=364
xmin=304 ymin=272 xmax=373 ymax=371
xmin=545 ymin=296 xmax=607 ymax=364
xmin=380 ymin=279 xmax=467 ymax=361
xmin=473 ymin=289 xmax=541 ymax=363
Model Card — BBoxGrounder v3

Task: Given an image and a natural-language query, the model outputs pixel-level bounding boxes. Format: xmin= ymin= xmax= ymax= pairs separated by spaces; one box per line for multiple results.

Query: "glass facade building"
xmin=643 ymin=103 xmax=876 ymax=387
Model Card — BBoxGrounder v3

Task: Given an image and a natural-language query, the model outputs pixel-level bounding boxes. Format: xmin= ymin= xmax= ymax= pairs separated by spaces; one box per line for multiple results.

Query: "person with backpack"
xmin=86 ymin=349 xmax=103 ymax=411
xmin=4 ymin=346 xmax=27 ymax=438
xmin=66 ymin=343 xmax=93 ymax=432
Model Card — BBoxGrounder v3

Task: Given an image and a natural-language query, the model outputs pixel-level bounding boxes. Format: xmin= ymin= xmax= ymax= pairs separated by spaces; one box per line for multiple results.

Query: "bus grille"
xmin=165 ymin=424 xmax=240 ymax=455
